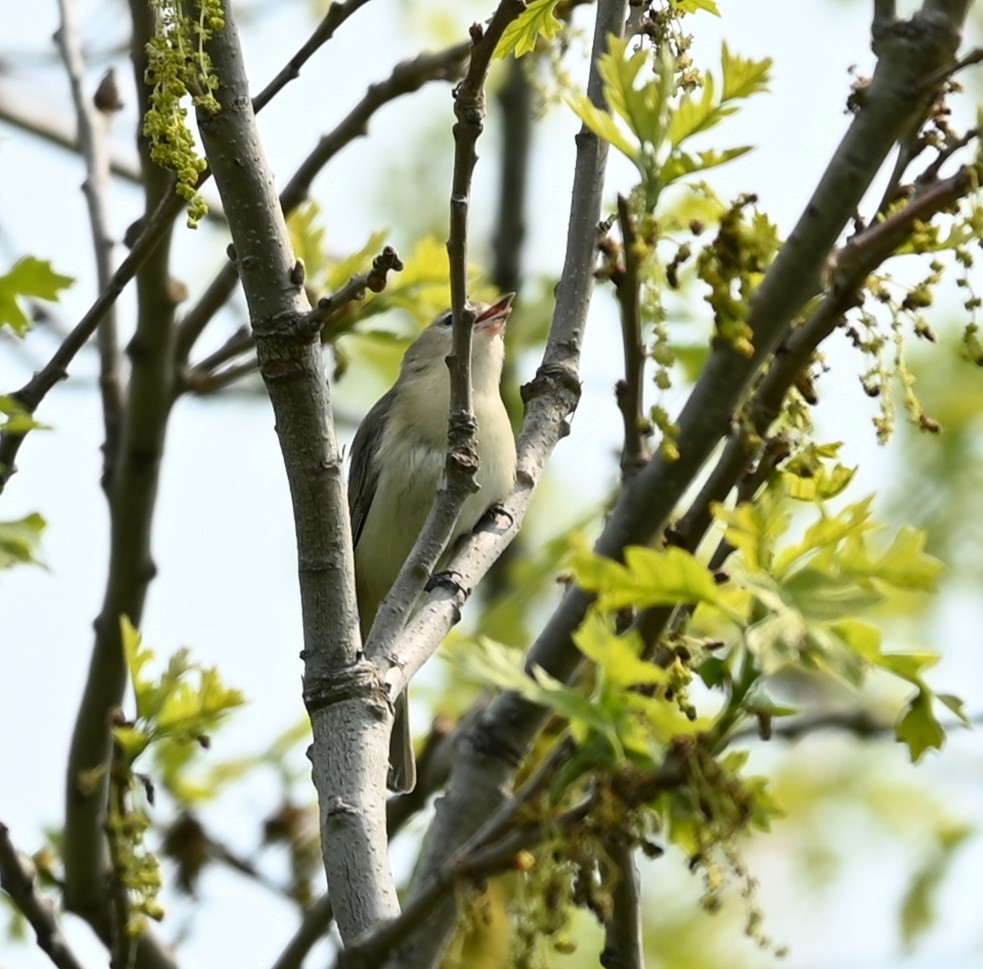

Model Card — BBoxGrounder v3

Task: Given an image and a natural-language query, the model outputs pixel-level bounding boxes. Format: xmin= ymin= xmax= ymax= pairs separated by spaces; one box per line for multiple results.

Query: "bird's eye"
xmin=437 ymin=312 xmax=453 ymax=328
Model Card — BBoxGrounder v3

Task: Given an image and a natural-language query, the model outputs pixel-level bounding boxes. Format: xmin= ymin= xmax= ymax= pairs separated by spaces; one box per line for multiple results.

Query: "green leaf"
xmin=571 ymin=544 xmax=723 ymax=611
xmin=599 ymin=36 xmax=667 ymax=144
xmin=495 ymin=0 xmax=562 ymax=59
xmin=623 ymin=691 xmax=706 ymax=742
xmin=866 ymin=527 xmax=943 ymax=592
xmin=121 ymin=617 xmax=158 ymax=722
xmin=671 ymin=0 xmax=721 ymax=13
xmin=781 ymin=568 xmax=884 ymax=622
xmin=774 ymin=497 xmax=876 ymax=574
xmin=828 ymin=619 xmax=882 ymax=662
xmin=742 ymin=689 xmax=798 ymax=719
xmin=574 ymin=612 xmax=667 ymax=688
xmin=0 ymin=396 xmax=48 ymax=435
xmin=120 ymin=617 xmax=245 ymax=761
xmin=720 ymin=43 xmax=772 ymax=102
xmin=668 ymin=75 xmax=729 ymax=145
xmin=937 ymin=693 xmax=971 ymax=726
xmin=896 ymin=689 xmax=945 ymax=762
xmin=568 ymin=94 xmax=640 ymax=162
xmin=0 ymin=513 xmax=46 ymax=570
xmin=715 ymin=498 xmax=791 ymax=572
xmin=0 ymin=257 xmax=74 ymax=335
xmin=287 ymin=202 xmax=328 ymax=280
xmin=876 ymin=651 xmax=940 ymax=684
xmin=900 ymin=826 xmax=972 ymax=948
xmin=660 ymin=146 xmax=753 ymax=186
xmin=782 ymin=463 xmax=856 ymax=501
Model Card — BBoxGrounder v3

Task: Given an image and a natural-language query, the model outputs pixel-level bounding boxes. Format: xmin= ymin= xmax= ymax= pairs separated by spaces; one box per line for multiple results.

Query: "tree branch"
xmin=54 ymin=0 xmax=125 ymax=491
xmin=296 ymin=245 xmax=404 ymax=339
xmin=60 ymin=7 xmax=181 ymax=968
xmin=0 ymin=185 xmax=184 ymax=494
xmin=196 ymin=3 xmax=396 ymax=945
xmin=269 ymin=894 xmax=336 ymax=969
xmin=0 ymin=822 xmax=88 ymax=969
xmin=483 ymin=54 xmax=534 ymax=599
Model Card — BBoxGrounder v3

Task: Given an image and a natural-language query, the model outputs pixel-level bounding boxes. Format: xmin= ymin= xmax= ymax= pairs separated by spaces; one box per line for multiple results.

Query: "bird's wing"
xmin=348 ymin=386 xmax=398 ymax=548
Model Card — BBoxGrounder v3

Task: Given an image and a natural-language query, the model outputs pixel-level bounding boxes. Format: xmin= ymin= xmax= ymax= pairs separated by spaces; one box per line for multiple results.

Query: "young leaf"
xmin=0 ymin=257 xmax=74 ymax=335
xmin=660 ymin=146 xmax=753 ymax=186
xmin=571 ymin=544 xmax=723 ymax=611
xmin=0 ymin=513 xmax=46 ymax=570
xmin=671 ymin=0 xmax=721 ymax=14
xmin=720 ymin=43 xmax=772 ymax=102
xmin=668 ymin=75 xmax=731 ymax=146
xmin=573 ymin=612 xmax=667 ymax=688
xmin=937 ymin=693 xmax=971 ymax=726
xmin=568 ymin=94 xmax=641 ymax=162
xmin=896 ymin=689 xmax=945 ymax=762
xmin=599 ymin=36 xmax=667 ymax=146
xmin=0 ymin=396 xmax=48 ymax=435
xmin=495 ymin=0 xmax=562 ymax=60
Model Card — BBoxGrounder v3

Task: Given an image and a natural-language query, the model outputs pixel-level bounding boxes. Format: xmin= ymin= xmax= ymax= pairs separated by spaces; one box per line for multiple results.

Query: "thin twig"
xmin=54 ymin=0 xmax=125 ymax=491
xmin=739 ymin=707 xmax=982 ymax=743
xmin=491 ymin=56 xmax=532 ymax=299
xmin=0 ymin=186 xmax=183 ymax=493
xmin=483 ymin=54 xmax=534 ymax=600
xmin=252 ymin=0 xmax=376 ymax=114
xmin=297 ymin=245 xmax=404 ymax=339
xmin=0 ymin=822 xmax=89 ymax=969
xmin=184 ymin=246 xmax=404 ymax=391
xmin=612 ymin=194 xmax=649 ymax=483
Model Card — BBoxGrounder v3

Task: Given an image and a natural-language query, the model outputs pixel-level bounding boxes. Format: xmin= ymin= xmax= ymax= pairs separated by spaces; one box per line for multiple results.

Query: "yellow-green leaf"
xmin=0 ymin=257 xmax=74 ymax=335
xmin=0 ymin=513 xmax=46 ymax=570
xmin=571 ymin=544 xmax=723 ymax=610
xmin=495 ymin=0 xmax=563 ymax=59
xmin=568 ymin=94 xmax=640 ymax=162
xmin=573 ymin=612 xmax=667 ymax=688
xmin=720 ymin=43 xmax=772 ymax=102
xmin=869 ymin=527 xmax=944 ymax=592
xmin=896 ymin=689 xmax=945 ymax=762
xmin=671 ymin=0 xmax=721 ymax=14
xmin=668 ymin=74 xmax=727 ymax=145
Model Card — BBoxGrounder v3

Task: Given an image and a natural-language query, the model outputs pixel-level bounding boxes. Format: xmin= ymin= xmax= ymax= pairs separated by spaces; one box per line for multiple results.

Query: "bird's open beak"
xmin=474 ymin=293 xmax=515 ymax=335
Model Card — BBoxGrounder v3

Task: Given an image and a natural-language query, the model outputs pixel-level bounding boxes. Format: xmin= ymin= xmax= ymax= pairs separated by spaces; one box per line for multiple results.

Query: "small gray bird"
xmin=347 ymin=295 xmax=517 ymax=792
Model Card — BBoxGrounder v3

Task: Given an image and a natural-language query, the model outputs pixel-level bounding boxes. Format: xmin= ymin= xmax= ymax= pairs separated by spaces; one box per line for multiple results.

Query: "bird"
xmin=347 ymin=294 xmax=517 ymax=792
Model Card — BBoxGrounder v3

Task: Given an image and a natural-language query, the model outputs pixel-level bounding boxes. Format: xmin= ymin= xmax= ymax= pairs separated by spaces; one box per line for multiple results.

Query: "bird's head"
xmin=400 ymin=293 xmax=514 ymax=394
